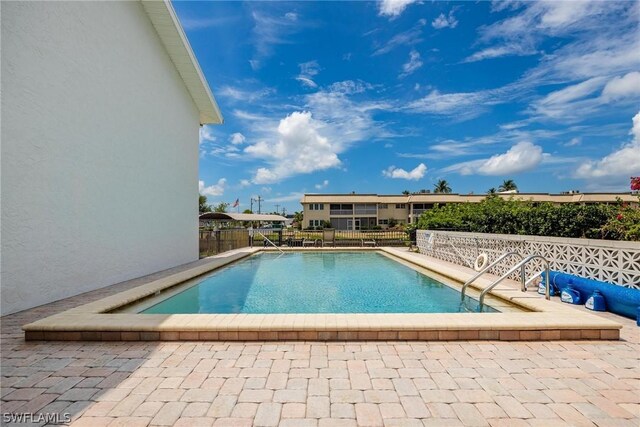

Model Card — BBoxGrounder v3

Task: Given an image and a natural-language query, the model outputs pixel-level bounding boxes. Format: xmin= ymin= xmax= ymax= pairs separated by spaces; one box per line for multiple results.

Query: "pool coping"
xmin=22 ymin=247 xmax=622 ymax=341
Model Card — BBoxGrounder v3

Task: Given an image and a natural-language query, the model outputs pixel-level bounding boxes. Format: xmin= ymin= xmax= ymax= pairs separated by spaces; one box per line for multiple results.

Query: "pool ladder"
xmin=460 ymin=252 xmax=551 ymax=306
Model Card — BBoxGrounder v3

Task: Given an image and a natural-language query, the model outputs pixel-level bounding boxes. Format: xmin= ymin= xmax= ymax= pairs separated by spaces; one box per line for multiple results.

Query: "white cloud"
xmin=405 ymin=89 xmax=499 ymax=119
xmin=295 ymin=60 xmax=321 ymax=88
xmin=315 ymin=180 xmax=329 ymax=190
xmin=229 ymin=132 xmax=246 ymax=145
xmin=250 ymin=9 xmax=303 ymax=69
xmin=528 ymin=72 xmax=640 ymax=122
xmin=564 ymin=137 xmax=581 ymax=147
xmin=469 ymin=1 xmax=635 ymax=65
xmin=199 ymin=178 xmax=226 ymax=197
xmin=378 ymin=0 xmax=419 ymax=18
xmin=383 ymin=163 xmax=427 ymax=180
xmin=372 ymin=20 xmax=425 ymax=56
xmin=529 ymin=77 xmax=607 ymax=120
xmin=575 ymin=111 xmax=640 ymax=180
xmin=444 ymin=142 xmax=544 ymax=176
xmin=464 ymin=44 xmax=537 ymax=63
xmin=239 ymin=179 xmax=251 ymax=187
xmin=304 ymin=82 xmax=391 ymax=146
xmin=235 ymin=81 xmax=389 ymax=184
xmin=432 ymin=11 xmax=458 ymax=29
xmin=399 ymin=49 xmax=423 ymax=78
xmin=199 ymin=126 xmax=216 ymax=144
xmin=218 ymin=86 xmax=275 ymax=103
xmin=295 ymin=77 xmax=318 ymax=89
xmin=602 ymin=71 xmax=640 ymax=101
xmin=245 ymin=111 xmax=341 ymax=184
xmin=327 ymin=80 xmax=373 ymax=95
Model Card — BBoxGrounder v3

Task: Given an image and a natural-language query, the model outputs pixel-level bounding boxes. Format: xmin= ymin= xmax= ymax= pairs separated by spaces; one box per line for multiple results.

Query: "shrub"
xmin=415 ymin=196 xmax=638 ymax=241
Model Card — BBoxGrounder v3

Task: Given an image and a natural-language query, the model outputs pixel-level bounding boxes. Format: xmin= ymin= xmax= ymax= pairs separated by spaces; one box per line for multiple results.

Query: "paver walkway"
xmin=1 ymin=257 xmax=639 ymax=427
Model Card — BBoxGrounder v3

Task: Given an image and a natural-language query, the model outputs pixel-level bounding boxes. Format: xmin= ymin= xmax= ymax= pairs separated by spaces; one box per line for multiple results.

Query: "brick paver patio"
xmin=2 ymin=258 xmax=639 ymax=426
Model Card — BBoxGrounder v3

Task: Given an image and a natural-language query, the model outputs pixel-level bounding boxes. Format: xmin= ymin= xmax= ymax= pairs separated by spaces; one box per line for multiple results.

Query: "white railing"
xmin=417 ymin=230 xmax=640 ymax=289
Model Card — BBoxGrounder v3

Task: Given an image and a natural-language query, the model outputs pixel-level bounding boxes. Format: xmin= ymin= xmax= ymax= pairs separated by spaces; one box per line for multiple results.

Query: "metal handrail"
xmin=460 ymin=251 xmax=523 ymax=300
xmin=479 ymin=255 xmax=550 ymax=306
xmin=257 ymin=231 xmax=284 ymax=254
xmin=445 ymin=238 xmax=474 ymax=269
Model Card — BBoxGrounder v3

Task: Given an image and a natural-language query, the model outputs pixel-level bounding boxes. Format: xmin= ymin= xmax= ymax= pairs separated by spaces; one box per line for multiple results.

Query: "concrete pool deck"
xmin=1 ymin=270 xmax=638 ymax=427
xmin=22 ymin=248 xmax=622 ymax=341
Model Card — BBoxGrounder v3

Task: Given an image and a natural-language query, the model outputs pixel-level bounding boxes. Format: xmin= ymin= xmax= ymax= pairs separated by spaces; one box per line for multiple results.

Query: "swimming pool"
xmin=140 ymin=252 xmax=498 ymax=314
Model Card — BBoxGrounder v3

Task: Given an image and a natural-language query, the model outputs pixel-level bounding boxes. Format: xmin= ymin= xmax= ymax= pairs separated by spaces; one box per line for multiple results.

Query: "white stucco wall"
xmin=1 ymin=1 xmax=202 ymax=315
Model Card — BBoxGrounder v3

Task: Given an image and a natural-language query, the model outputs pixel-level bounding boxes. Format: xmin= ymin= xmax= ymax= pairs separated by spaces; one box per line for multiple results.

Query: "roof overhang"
xmin=199 ymin=213 xmax=288 ymax=222
xmin=141 ymin=0 xmax=223 ymax=125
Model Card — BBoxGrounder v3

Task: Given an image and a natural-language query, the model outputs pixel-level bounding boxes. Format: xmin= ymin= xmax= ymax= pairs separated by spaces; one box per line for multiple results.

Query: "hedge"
xmin=415 ymin=195 xmax=640 ymax=241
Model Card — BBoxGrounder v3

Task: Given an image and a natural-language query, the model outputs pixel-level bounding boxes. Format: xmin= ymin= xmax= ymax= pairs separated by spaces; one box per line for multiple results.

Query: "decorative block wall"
xmin=417 ymin=230 xmax=640 ymax=288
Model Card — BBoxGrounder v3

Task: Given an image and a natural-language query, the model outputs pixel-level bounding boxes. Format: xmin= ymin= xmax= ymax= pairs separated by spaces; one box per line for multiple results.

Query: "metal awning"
xmin=199 ymin=212 xmax=287 ymax=222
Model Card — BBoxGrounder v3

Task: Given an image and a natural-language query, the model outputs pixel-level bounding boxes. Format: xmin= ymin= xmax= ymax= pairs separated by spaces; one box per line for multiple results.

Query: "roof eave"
xmin=141 ymin=0 xmax=223 ymax=125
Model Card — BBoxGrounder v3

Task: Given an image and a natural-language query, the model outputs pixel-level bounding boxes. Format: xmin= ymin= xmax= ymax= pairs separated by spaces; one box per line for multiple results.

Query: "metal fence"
xmin=199 ymin=228 xmax=410 ymax=257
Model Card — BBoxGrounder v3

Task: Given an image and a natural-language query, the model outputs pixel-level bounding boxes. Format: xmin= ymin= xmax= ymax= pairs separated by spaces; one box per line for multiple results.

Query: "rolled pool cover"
xmin=543 ymin=271 xmax=640 ymax=321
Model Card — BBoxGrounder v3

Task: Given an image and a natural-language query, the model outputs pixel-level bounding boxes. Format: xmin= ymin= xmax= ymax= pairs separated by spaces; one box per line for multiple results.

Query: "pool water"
xmin=142 ymin=252 xmax=498 ymax=314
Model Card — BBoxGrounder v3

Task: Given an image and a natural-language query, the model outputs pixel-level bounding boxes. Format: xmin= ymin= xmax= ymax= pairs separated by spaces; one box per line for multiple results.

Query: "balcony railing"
xmin=329 ymin=209 xmax=353 ymax=215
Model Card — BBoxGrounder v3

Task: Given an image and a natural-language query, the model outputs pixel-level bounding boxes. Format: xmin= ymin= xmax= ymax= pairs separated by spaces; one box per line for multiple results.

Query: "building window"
xmin=379 ymin=204 xmax=388 ymax=209
xmin=329 ymin=204 xmax=353 ymax=215
xmin=354 ymin=204 xmax=377 ymax=215
xmin=309 ymin=203 xmax=324 ymax=210
xmin=378 ymin=219 xmax=389 ymax=225
xmin=395 ymin=204 xmax=406 ymax=209
xmin=309 ymin=219 xmax=322 ymax=227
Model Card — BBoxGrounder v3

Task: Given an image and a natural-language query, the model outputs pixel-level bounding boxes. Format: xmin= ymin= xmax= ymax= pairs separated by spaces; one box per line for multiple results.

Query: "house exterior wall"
xmin=1 ymin=2 xmax=201 ymax=315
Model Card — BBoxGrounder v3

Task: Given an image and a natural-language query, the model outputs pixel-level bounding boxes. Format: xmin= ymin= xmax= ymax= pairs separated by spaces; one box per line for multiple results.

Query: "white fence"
xmin=417 ymin=230 xmax=640 ymax=289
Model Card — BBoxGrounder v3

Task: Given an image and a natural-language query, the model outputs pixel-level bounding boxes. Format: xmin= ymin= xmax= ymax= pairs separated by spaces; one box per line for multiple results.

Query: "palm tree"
xmin=487 ymin=187 xmax=497 ymax=195
xmin=433 ymin=179 xmax=452 ymax=194
xmin=499 ymin=179 xmax=518 ymax=192
xmin=402 ymin=190 xmax=410 ymax=195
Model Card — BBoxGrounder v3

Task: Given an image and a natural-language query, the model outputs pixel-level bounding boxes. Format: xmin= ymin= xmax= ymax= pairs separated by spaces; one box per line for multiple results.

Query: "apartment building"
xmin=300 ymin=193 xmax=638 ymax=230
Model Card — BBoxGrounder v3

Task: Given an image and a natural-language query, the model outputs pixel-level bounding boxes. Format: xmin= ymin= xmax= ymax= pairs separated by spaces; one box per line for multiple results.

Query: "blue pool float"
xmin=543 ymin=271 xmax=640 ymax=322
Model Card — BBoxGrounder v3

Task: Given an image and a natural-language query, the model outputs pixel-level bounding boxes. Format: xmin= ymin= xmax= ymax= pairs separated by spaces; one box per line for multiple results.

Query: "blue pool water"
xmin=142 ymin=252 xmax=498 ymax=314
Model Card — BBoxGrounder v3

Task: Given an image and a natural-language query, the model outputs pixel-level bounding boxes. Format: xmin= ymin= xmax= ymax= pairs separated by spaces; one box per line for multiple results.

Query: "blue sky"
xmin=174 ymin=0 xmax=640 ymax=214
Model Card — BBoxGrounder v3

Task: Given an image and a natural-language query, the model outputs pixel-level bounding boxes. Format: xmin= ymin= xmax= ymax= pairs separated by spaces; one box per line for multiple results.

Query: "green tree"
xmin=213 ymin=202 xmax=229 ymax=213
xmin=243 ymin=209 xmax=253 ymax=214
xmin=402 ymin=190 xmax=410 ymax=195
xmin=487 ymin=188 xmax=497 ymax=195
xmin=293 ymin=211 xmax=304 ymax=230
xmin=499 ymin=179 xmax=518 ymax=192
xmin=433 ymin=179 xmax=452 ymax=194
xmin=199 ymin=194 xmax=211 ymax=213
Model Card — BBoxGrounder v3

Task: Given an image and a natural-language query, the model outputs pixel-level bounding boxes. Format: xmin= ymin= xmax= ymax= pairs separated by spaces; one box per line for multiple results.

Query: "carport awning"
xmin=199 ymin=212 xmax=287 ymax=222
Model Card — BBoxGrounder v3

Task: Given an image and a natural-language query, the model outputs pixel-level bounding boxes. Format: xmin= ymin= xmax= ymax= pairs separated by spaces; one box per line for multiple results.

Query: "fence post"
xmin=277 ymin=230 xmax=282 ymax=246
xmin=215 ymin=229 xmax=221 ymax=254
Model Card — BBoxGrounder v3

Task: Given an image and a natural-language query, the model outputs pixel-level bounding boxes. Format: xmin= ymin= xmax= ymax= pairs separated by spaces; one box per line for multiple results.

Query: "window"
xmin=379 ymin=204 xmax=388 ymax=209
xmin=329 ymin=204 xmax=353 ymax=215
xmin=395 ymin=204 xmax=406 ymax=209
xmin=308 ymin=219 xmax=322 ymax=227
xmin=309 ymin=203 xmax=324 ymax=210
xmin=378 ymin=219 xmax=389 ymax=225
xmin=354 ymin=204 xmax=377 ymax=214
